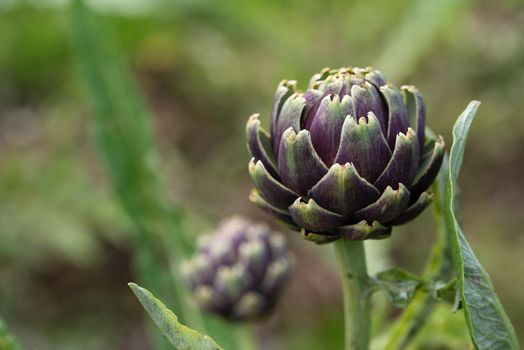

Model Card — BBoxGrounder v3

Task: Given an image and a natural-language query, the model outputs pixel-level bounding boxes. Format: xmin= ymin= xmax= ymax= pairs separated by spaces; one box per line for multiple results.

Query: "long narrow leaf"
xmin=69 ymin=2 xmax=238 ymax=349
xmin=445 ymin=101 xmax=518 ymax=349
xmin=129 ymin=283 xmax=223 ymax=350
xmin=69 ymin=1 xmax=204 ymax=347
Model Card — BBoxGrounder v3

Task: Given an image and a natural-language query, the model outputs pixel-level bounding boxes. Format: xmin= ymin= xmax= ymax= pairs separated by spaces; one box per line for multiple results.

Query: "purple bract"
xmin=182 ymin=216 xmax=293 ymax=321
xmin=247 ymin=67 xmax=445 ymax=243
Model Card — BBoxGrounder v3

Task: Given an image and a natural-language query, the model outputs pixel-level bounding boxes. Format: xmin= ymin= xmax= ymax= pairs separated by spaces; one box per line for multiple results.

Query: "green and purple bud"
xmin=182 ymin=216 xmax=294 ymax=321
xmin=247 ymin=67 xmax=445 ymax=243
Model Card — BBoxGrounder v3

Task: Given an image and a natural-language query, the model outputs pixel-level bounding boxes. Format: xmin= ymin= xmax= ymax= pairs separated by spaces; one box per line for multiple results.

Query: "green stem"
xmin=235 ymin=325 xmax=257 ymax=350
xmin=382 ymin=179 xmax=452 ymax=349
xmin=335 ymin=239 xmax=371 ymax=350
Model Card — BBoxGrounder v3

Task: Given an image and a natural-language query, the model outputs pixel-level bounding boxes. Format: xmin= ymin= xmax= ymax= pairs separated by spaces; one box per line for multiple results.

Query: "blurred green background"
xmin=0 ymin=0 xmax=523 ymax=349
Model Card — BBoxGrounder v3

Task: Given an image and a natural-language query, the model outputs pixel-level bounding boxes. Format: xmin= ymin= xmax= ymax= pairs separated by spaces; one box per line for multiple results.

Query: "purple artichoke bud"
xmin=247 ymin=67 xmax=445 ymax=243
xmin=182 ymin=216 xmax=294 ymax=321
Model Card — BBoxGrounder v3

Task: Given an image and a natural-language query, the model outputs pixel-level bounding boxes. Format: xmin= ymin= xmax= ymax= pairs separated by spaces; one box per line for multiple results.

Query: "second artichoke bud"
xmin=182 ymin=217 xmax=293 ymax=321
xmin=247 ymin=67 xmax=445 ymax=243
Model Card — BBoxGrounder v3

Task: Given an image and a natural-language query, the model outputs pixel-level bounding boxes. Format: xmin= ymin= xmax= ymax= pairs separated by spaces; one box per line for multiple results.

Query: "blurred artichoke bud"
xmin=247 ymin=67 xmax=445 ymax=243
xmin=182 ymin=216 xmax=293 ymax=321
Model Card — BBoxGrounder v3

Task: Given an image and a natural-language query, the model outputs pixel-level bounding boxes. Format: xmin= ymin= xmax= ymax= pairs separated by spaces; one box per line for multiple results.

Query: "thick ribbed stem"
xmin=334 ymin=239 xmax=371 ymax=350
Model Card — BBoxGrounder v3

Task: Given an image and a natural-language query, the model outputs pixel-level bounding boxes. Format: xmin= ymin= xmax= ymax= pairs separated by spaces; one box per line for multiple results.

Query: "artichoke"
xmin=247 ymin=67 xmax=445 ymax=243
xmin=182 ymin=216 xmax=293 ymax=321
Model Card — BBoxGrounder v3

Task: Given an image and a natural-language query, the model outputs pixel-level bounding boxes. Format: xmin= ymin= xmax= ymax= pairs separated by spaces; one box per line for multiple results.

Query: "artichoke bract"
xmin=247 ymin=67 xmax=445 ymax=243
xmin=182 ymin=217 xmax=293 ymax=321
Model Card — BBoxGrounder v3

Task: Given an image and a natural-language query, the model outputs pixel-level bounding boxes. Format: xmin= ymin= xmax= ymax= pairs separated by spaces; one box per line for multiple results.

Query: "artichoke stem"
xmin=235 ymin=324 xmax=257 ymax=350
xmin=334 ymin=239 xmax=371 ymax=350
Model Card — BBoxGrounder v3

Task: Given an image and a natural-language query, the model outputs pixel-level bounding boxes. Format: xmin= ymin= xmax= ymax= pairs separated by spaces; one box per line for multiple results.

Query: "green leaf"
xmin=432 ymin=279 xmax=460 ymax=307
xmin=129 ymin=283 xmax=223 ymax=350
xmin=69 ymin=2 xmax=209 ymax=349
xmin=0 ymin=317 xmax=22 ymax=350
xmin=381 ymin=164 xmax=455 ymax=350
xmin=445 ymin=101 xmax=519 ymax=349
xmin=375 ymin=268 xmax=422 ymax=308
xmin=70 ymin=2 xmax=242 ymax=349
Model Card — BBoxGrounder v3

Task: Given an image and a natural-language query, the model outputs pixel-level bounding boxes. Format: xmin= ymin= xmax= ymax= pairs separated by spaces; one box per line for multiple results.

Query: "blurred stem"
xmin=335 ymin=239 xmax=371 ymax=350
xmin=382 ymin=177 xmax=452 ymax=349
xmin=381 ymin=287 xmax=437 ymax=350
xmin=235 ymin=324 xmax=257 ymax=350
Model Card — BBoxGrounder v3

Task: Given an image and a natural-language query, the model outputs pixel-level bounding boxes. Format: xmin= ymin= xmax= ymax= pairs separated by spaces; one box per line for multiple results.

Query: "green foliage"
xmin=129 ymin=283 xmax=223 ymax=350
xmin=70 ymin=0 xmax=193 ymax=323
xmin=69 ymin=1 xmax=201 ymax=349
xmin=70 ymin=0 xmax=170 ymax=234
xmin=0 ymin=109 xmax=129 ymax=266
xmin=69 ymin=1 xmax=237 ymax=349
xmin=404 ymin=303 xmax=471 ymax=350
xmin=0 ymin=317 xmax=21 ymax=350
xmin=444 ymin=101 xmax=519 ymax=349
xmin=374 ymin=268 xmax=422 ymax=308
xmin=381 ymin=159 xmax=454 ymax=349
xmin=2 ymin=0 xmax=524 ymax=348
xmin=374 ymin=0 xmax=470 ymax=81
xmin=382 ymin=102 xmax=519 ymax=349
xmin=0 ymin=5 xmax=71 ymax=100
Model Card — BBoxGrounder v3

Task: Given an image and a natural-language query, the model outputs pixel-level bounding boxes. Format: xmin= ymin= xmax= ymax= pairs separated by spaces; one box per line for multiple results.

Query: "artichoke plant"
xmin=247 ymin=67 xmax=445 ymax=243
xmin=182 ymin=216 xmax=293 ymax=321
